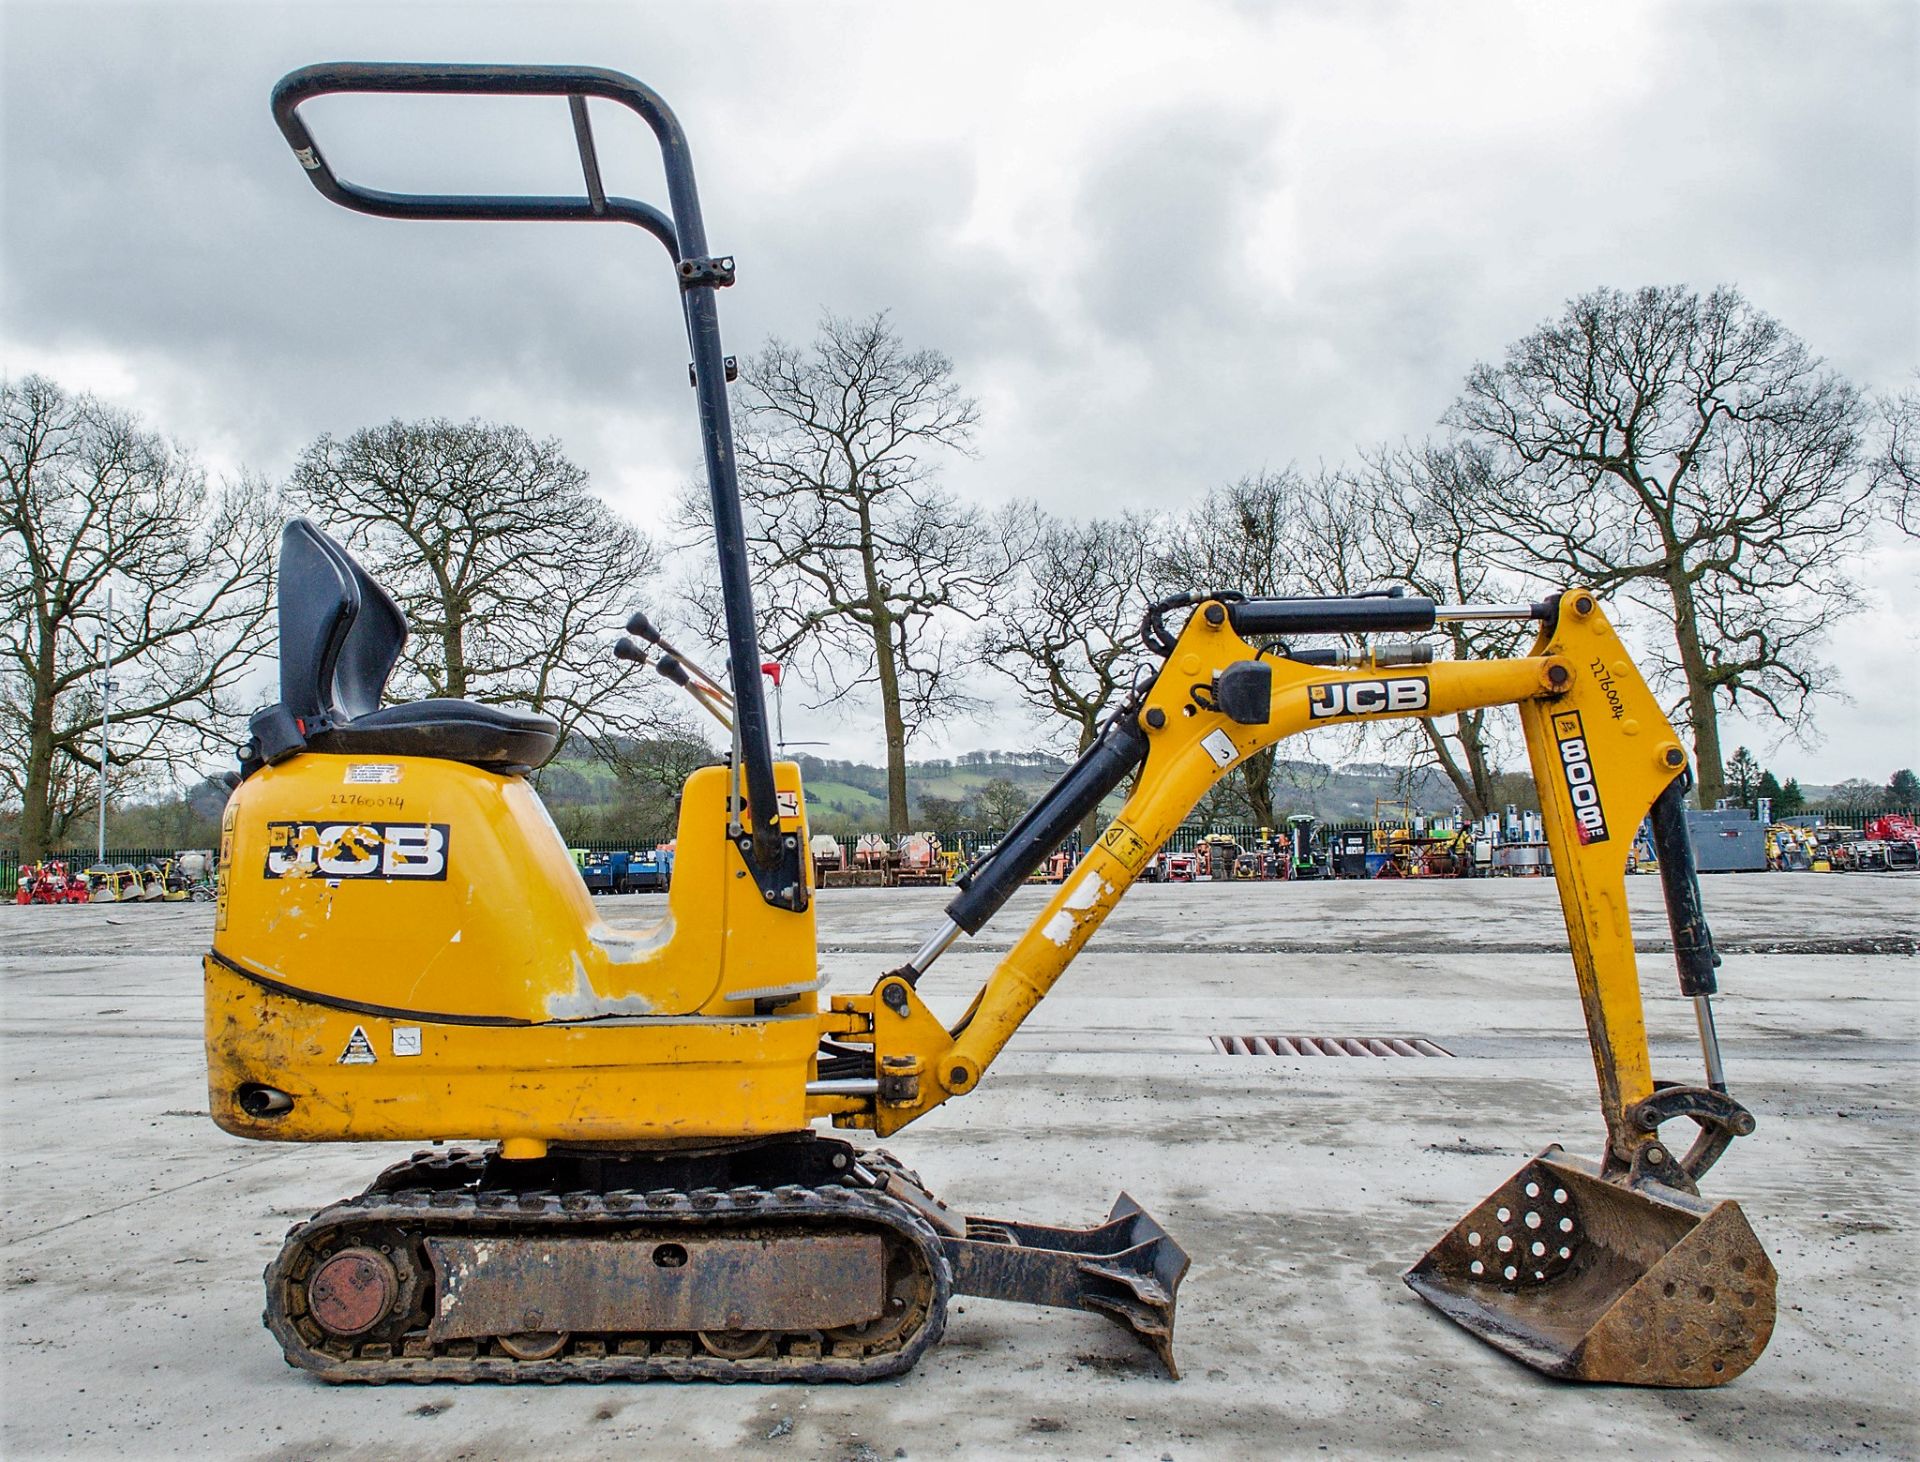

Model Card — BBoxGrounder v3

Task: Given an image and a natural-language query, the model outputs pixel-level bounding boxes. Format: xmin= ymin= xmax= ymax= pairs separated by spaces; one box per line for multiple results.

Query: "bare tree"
xmin=974 ymin=775 xmax=1033 ymax=834
xmin=1155 ymin=471 xmax=1325 ymax=826
xmin=1448 ymin=284 xmax=1876 ymax=806
xmin=974 ymin=508 xmax=1158 ymax=842
xmin=289 ymin=419 xmax=661 ymax=773
xmin=1344 ymin=443 xmax=1540 ymax=818
xmin=1 ymin=376 xmax=275 ymax=857
xmin=1875 ymin=382 xmax=1919 ymax=537
xmin=697 ymin=312 xmax=1009 ymax=836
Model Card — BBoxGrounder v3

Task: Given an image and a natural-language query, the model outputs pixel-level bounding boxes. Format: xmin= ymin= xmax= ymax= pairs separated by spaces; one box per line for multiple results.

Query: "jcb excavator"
xmin=206 ymin=62 xmax=1775 ymax=1388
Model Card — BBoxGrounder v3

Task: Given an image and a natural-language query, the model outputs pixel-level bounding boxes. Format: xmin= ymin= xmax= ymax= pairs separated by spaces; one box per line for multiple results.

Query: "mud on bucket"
xmin=1404 ymin=1147 xmax=1775 ymax=1387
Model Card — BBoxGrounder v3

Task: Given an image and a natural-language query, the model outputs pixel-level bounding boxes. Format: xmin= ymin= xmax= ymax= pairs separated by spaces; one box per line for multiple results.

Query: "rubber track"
xmin=264 ymin=1155 xmax=952 ymax=1384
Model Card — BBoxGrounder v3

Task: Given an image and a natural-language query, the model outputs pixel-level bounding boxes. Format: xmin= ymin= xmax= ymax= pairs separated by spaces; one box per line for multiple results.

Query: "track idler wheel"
xmin=308 ymin=1248 xmax=398 ymax=1339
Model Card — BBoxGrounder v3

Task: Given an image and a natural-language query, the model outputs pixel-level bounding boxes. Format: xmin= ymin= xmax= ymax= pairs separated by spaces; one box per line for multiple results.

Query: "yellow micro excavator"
xmin=206 ymin=62 xmax=1776 ymax=1387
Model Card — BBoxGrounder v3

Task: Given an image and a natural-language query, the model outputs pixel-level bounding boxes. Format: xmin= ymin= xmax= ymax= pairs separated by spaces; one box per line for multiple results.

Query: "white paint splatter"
xmin=1040 ymin=870 xmax=1113 ymax=945
xmin=544 ymin=951 xmax=657 ymax=1020
xmin=589 ymin=918 xmax=674 ymax=963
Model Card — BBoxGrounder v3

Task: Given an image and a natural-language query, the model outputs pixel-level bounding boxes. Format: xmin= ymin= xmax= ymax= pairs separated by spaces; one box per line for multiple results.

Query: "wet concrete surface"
xmin=1 ymin=873 xmax=1914 ymax=1459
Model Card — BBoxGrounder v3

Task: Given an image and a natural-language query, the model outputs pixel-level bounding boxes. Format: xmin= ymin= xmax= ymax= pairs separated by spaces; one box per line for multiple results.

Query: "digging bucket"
xmin=1405 ymin=1146 xmax=1775 ymax=1387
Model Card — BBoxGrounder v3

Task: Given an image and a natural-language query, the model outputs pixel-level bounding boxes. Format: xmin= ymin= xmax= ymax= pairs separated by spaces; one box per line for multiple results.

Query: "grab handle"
xmin=270 ymin=63 xmax=696 ymax=256
xmin=269 ymin=62 xmax=791 ymax=887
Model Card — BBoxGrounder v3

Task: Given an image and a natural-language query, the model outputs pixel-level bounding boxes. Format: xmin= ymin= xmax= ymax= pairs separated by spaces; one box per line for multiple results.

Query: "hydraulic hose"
xmin=944 ymin=718 xmax=1149 ymax=935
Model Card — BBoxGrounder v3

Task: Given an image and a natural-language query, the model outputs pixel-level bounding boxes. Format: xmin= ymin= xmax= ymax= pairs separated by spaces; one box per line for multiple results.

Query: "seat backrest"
xmin=275 ymin=519 xmax=408 ymax=725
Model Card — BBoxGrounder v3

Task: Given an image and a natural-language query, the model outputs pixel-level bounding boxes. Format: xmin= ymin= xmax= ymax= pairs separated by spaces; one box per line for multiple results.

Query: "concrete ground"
xmin=1 ymin=872 xmax=1914 ymax=1460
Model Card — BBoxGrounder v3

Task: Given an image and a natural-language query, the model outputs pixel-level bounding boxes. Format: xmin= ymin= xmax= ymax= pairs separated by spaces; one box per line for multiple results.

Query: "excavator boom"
xmin=837 ymin=587 xmax=1774 ymax=1384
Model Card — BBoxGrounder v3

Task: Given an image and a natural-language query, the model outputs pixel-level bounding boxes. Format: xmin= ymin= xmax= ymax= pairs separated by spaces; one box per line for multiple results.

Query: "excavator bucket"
xmin=1405 ymin=1148 xmax=1775 ymax=1387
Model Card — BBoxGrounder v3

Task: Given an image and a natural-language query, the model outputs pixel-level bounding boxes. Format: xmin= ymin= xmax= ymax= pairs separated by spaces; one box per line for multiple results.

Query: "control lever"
xmin=657 ymin=653 xmax=733 ymax=731
xmin=613 ymin=635 xmax=650 ymax=667
xmin=627 ymin=610 xmax=732 ymax=704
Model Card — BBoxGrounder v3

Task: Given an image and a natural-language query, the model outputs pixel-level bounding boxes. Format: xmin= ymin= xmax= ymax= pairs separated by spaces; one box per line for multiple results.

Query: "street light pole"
xmin=96 ymin=509 xmax=114 ymax=866
xmin=96 ymin=584 xmax=113 ymax=866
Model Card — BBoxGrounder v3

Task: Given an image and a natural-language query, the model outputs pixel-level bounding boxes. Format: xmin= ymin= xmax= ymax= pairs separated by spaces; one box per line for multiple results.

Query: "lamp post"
xmin=95 ymin=513 xmax=114 ymax=866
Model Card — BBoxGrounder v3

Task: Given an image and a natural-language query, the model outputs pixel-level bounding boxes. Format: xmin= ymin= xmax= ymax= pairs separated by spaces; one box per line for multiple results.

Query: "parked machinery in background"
xmin=83 ymin=863 xmax=143 ymax=902
xmin=1193 ymin=833 xmax=1241 ymax=881
xmin=1767 ymin=823 xmax=1816 ymax=871
xmin=895 ymin=833 xmax=948 ymax=887
xmin=808 ymin=834 xmax=844 ymax=885
xmin=1283 ymin=814 xmax=1324 ymax=879
xmin=580 ymin=850 xmax=629 ymax=894
xmin=1863 ymin=814 xmax=1919 ymax=871
xmin=628 ymin=846 xmax=674 ymax=892
xmin=1491 ymin=806 xmax=1553 ymax=877
xmin=1628 ymin=821 xmax=1660 ymax=874
xmin=1324 ymin=828 xmax=1366 ymax=878
xmin=171 ymin=850 xmax=219 ymax=900
xmin=13 ymin=860 xmax=92 ymax=905
xmin=581 ymin=849 xmax=675 ymax=895
xmin=1832 ymin=833 xmax=1891 ymax=873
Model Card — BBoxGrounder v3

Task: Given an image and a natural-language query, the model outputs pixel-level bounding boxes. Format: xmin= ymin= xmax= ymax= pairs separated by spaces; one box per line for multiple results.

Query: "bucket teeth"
xmin=1405 ymin=1149 xmax=1776 ymax=1387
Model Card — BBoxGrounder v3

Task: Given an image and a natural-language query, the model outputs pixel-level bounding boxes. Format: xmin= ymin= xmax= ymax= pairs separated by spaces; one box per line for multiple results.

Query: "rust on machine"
xmin=306 ymin=1248 xmax=399 ymax=1337
xmin=1405 ymin=1150 xmax=1776 ymax=1387
xmin=425 ymin=1233 xmax=888 ymax=1340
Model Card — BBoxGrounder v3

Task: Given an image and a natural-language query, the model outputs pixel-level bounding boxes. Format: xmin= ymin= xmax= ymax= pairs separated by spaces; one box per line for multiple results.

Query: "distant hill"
xmin=798 ymin=750 xmax=1504 ymax=833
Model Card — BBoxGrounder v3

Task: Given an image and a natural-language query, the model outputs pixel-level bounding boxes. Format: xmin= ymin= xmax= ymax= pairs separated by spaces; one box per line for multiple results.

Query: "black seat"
xmin=244 ymin=520 xmax=560 ymax=775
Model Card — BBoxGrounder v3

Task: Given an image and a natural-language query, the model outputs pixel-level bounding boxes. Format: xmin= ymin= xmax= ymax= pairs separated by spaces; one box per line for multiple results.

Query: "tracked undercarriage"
xmin=266 ymin=1136 xmax=1187 ymax=1384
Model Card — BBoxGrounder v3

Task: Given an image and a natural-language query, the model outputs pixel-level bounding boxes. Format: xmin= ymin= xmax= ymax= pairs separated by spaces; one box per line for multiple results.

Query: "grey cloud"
xmin=3 ymin=0 xmax=1913 ymax=777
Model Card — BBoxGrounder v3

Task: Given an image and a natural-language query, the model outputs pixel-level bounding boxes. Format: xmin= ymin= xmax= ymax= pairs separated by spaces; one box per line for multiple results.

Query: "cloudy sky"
xmin=3 ymin=0 xmax=1915 ymax=784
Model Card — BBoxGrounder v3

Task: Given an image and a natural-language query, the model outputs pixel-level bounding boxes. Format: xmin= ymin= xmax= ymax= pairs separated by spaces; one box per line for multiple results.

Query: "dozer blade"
xmin=942 ymin=1193 xmax=1190 ymax=1378
xmin=1405 ymin=1147 xmax=1775 ymax=1387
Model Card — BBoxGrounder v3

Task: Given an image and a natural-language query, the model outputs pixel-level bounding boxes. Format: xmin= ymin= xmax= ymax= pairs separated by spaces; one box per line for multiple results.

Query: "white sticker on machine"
xmin=392 ymin=1026 xmax=422 ymax=1057
xmin=344 ymin=763 xmax=403 ymax=785
xmin=338 ymin=1026 xmax=377 ymax=1064
xmin=776 ymin=790 xmax=800 ymax=820
xmin=1201 ymin=728 xmax=1240 ymax=768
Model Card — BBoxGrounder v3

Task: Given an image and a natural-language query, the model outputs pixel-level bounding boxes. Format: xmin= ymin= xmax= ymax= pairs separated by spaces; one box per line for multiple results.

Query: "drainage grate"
xmin=1209 ymin=1034 xmax=1453 ymax=1057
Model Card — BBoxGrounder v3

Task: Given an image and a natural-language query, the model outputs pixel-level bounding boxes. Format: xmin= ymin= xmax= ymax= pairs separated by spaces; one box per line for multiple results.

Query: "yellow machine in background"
xmin=209 ymin=60 xmax=1775 ymax=1389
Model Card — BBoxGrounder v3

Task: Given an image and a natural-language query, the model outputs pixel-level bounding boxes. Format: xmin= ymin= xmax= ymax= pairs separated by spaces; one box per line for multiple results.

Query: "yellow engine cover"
xmin=205 ymin=753 xmax=822 ymax=1146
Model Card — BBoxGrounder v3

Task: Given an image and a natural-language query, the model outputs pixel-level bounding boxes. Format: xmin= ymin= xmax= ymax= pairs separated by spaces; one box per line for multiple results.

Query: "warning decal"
xmin=338 ymin=1026 xmax=377 ymax=1065
xmin=1099 ymin=820 xmax=1154 ymax=873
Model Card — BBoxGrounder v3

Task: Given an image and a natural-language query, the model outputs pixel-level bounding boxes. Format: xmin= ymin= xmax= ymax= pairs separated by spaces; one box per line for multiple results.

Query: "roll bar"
xmin=269 ymin=63 xmax=791 ymax=882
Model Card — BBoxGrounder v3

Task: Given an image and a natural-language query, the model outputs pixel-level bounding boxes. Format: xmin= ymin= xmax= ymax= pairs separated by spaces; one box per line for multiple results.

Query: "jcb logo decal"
xmin=1308 ymin=676 xmax=1430 ymax=719
xmin=264 ymin=821 xmax=450 ymax=880
xmin=1551 ymin=713 xmax=1610 ymax=845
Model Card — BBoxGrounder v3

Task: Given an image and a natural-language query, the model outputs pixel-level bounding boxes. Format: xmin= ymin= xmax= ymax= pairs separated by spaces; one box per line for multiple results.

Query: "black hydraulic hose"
xmin=1648 ymin=776 xmax=1718 ymax=997
xmin=944 ymin=718 xmax=1149 ymax=935
xmin=1228 ymin=595 xmax=1437 ymax=638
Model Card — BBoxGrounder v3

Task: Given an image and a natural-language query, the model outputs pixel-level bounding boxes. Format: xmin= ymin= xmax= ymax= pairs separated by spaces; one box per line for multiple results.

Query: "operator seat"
xmin=242 ymin=519 xmax=561 ymax=776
